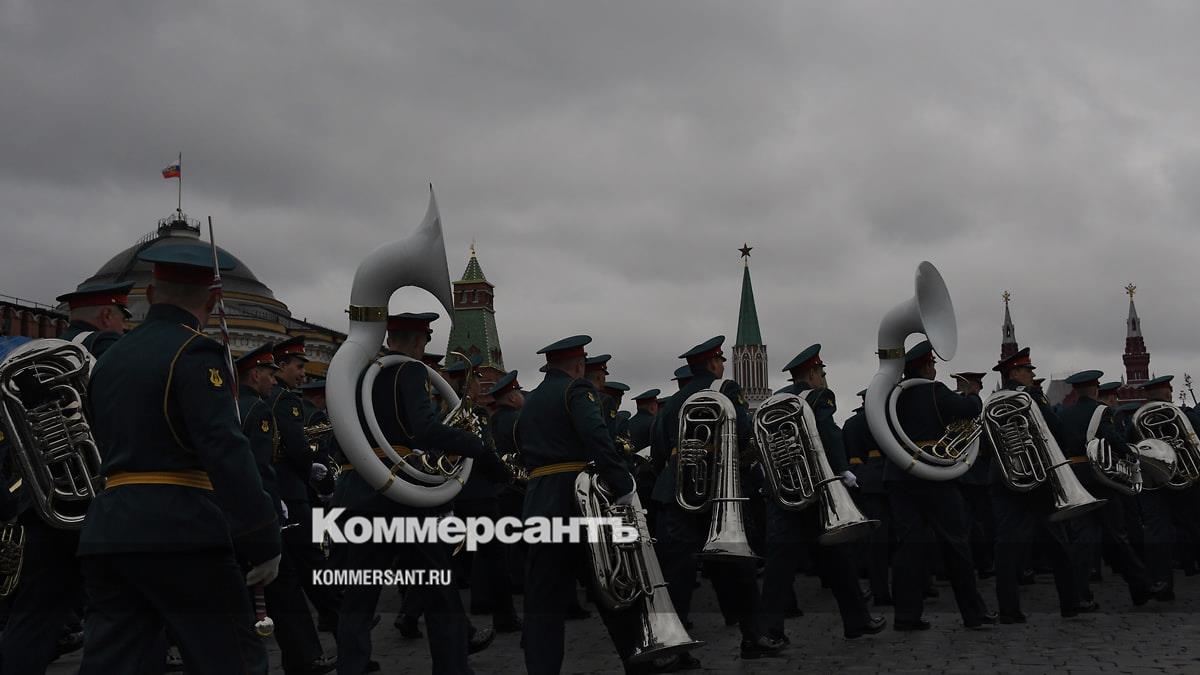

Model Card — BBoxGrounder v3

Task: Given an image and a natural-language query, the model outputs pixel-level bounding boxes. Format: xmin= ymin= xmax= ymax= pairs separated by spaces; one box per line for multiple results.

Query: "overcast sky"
xmin=4 ymin=1 xmax=1200 ymax=418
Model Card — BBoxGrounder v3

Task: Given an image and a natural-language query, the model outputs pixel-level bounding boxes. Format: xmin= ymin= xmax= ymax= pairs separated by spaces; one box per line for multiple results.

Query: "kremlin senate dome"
xmin=70 ymin=209 xmax=344 ymax=375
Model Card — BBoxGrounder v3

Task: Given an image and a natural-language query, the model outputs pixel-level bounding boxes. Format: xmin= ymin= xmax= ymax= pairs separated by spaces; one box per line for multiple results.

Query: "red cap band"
xmin=544 ymin=346 xmax=586 ymax=361
xmin=153 ymin=264 xmax=215 ymax=285
xmin=67 ymin=293 xmax=129 ymax=310
xmin=238 ymin=352 xmax=276 ymax=373
xmin=686 ymin=347 xmax=723 ymax=365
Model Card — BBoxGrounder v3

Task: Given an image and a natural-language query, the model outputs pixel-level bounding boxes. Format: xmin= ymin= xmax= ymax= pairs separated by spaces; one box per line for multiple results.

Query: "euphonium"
xmin=325 ymin=188 xmax=473 ymax=507
xmin=0 ymin=338 xmax=105 ymax=529
xmin=753 ymin=392 xmax=877 ymax=545
xmin=0 ymin=522 xmax=23 ymax=598
xmin=675 ymin=384 xmax=756 ymax=560
xmin=982 ymin=390 xmax=1105 ymax=522
xmin=1131 ymin=401 xmax=1200 ymax=489
xmin=865 ymin=262 xmax=982 ymax=481
xmin=575 ymin=469 xmax=702 ymax=664
xmin=1083 ymin=405 xmax=1143 ymax=495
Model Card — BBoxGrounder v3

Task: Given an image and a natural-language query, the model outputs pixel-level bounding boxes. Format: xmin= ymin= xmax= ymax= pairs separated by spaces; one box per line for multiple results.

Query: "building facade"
xmin=444 ymin=245 xmax=506 ymax=391
xmin=731 ymin=246 xmax=770 ymax=411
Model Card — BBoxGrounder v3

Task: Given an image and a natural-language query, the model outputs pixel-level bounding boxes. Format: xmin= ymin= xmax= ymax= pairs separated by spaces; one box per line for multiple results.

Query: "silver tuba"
xmin=1083 ymin=405 xmax=1143 ymax=495
xmin=1130 ymin=401 xmax=1200 ymax=490
xmin=575 ymin=470 xmax=702 ymax=663
xmin=675 ymin=384 xmax=757 ymax=560
xmin=865 ymin=262 xmax=982 ymax=481
xmin=753 ymin=392 xmax=877 ymax=544
xmin=982 ymin=390 xmax=1105 ymax=521
xmin=325 ymin=188 xmax=473 ymax=507
xmin=0 ymin=338 xmax=105 ymax=529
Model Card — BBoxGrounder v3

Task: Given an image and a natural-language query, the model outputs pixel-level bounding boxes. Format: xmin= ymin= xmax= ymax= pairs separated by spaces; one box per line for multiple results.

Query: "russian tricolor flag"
xmin=162 ymin=161 xmax=181 ymax=179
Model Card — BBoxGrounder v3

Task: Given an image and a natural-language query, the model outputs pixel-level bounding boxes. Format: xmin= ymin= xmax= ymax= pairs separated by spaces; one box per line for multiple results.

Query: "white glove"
xmin=310 ymin=463 xmax=328 ymax=482
xmin=614 ymin=486 xmax=637 ymax=506
xmin=840 ymin=470 xmax=858 ymax=488
xmin=280 ymin=500 xmax=289 ymax=521
xmin=245 ymin=554 xmax=281 ymax=586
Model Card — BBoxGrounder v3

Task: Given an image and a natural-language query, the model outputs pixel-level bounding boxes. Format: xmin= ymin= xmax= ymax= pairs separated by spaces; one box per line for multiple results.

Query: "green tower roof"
xmin=735 ymin=263 xmax=763 ymax=347
xmin=456 ymin=245 xmax=489 ymax=284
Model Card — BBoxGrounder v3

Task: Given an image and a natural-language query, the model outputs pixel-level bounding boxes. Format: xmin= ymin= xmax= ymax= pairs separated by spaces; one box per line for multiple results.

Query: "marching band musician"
xmin=884 ymin=340 xmax=994 ymax=631
xmin=1058 ymin=370 xmax=1159 ymax=607
xmin=454 ymin=367 xmax=522 ymax=633
xmin=333 ymin=311 xmax=510 ymax=675
xmin=270 ymin=336 xmax=342 ymax=634
xmin=517 ymin=335 xmax=647 ymax=674
xmin=237 ymin=343 xmax=335 ymax=674
xmin=0 ymin=282 xmax=131 ymax=673
xmin=76 ymin=245 xmax=281 ymax=674
xmin=627 ymin=389 xmax=660 ymax=451
xmin=299 ymin=379 xmax=337 ymax=504
xmin=762 ymin=345 xmax=884 ymax=643
xmin=486 ymin=370 xmax=528 ymax=613
xmin=989 ymin=347 xmax=1090 ymax=622
xmin=1130 ymin=375 xmax=1182 ymax=601
xmin=651 ymin=336 xmax=784 ymax=665
xmin=603 ymin=381 xmax=632 ymax=443
xmin=843 ymin=388 xmax=893 ymax=605
xmin=952 ymin=372 xmax=997 ymax=581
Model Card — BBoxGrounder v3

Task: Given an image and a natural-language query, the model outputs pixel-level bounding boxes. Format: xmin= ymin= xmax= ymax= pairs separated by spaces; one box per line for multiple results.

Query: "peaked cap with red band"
xmin=993 ymin=347 xmax=1035 ymax=373
xmin=680 ymin=335 xmax=725 ymax=366
xmin=537 ymin=335 xmax=591 ymax=363
xmin=272 ymin=336 xmax=308 ymax=362
xmin=56 ymin=282 xmax=134 ymax=318
xmin=387 ymin=312 xmax=438 ymax=335
xmin=139 ymin=244 xmax=236 ymax=286
xmin=236 ymin=342 xmax=279 ymax=373
xmin=782 ymin=344 xmax=823 ymax=374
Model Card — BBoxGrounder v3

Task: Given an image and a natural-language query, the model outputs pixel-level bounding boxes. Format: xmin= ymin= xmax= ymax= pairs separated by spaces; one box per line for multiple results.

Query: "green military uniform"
xmin=518 ymin=336 xmax=636 ymax=674
xmin=333 ymin=313 xmax=508 ymax=675
xmin=0 ymin=281 xmax=132 ymax=674
xmin=650 ymin=336 xmax=780 ymax=662
xmin=884 ymin=340 xmax=991 ymax=630
xmin=763 ymin=344 xmax=878 ymax=641
xmin=77 ymin=246 xmax=280 ymax=674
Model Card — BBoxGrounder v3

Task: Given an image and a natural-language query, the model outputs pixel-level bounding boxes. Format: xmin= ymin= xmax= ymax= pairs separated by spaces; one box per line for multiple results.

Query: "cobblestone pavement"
xmin=47 ymin=568 xmax=1198 ymax=674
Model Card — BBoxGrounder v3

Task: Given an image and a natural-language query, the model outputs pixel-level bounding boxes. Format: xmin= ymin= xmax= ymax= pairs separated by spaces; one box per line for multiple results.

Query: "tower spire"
xmin=1122 ymin=282 xmax=1149 ymax=385
xmin=731 ymin=243 xmax=770 ymax=410
xmin=1000 ymin=290 xmax=1018 ymax=361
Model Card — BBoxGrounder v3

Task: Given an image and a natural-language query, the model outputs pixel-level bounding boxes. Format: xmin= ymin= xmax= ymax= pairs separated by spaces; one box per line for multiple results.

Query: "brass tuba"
xmin=675 ymin=383 xmax=756 ymax=560
xmin=865 ymin=262 xmax=982 ymax=481
xmin=0 ymin=338 xmax=105 ymax=529
xmin=575 ymin=469 xmax=702 ymax=663
xmin=982 ymin=390 xmax=1105 ymax=521
xmin=1083 ymin=405 xmax=1144 ymax=495
xmin=1130 ymin=401 xmax=1200 ymax=490
xmin=0 ymin=522 xmax=22 ymax=598
xmin=753 ymin=392 xmax=877 ymax=544
xmin=325 ymin=188 xmax=473 ymax=507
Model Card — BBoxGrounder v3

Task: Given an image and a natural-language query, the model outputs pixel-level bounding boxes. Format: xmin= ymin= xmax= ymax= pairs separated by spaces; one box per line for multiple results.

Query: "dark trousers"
xmin=455 ymin=497 xmax=517 ymax=621
xmin=991 ymin=487 xmax=1079 ymax=615
xmin=886 ymin=480 xmax=988 ymax=624
xmin=262 ymin=547 xmax=323 ymax=672
xmin=1165 ymin=486 xmax=1200 ymax=573
xmin=653 ymin=503 xmax=762 ymax=641
xmin=336 ymin=521 xmax=470 ymax=675
xmin=0 ymin=515 xmax=83 ymax=674
xmin=522 ymin=538 xmax=640 ymax=674
xmin=283 ymin=499 xmax=341 ymax=621
xmin=959 ymin=483 xmax=995 ymax=573
xmin=857 ymin=492 xmax=892 ymax=601
xmin=760 ymin=501 xmax=870 ymax=636
xmin=1072 ymin=483 xmax=1151 ymax=602
xmin=79 ymin=550 xmax=266 ymax=675
xmin=498 ymin=488 xmax=528 ymax=593
xmin=1137 ymin=490 xmax=1176 ymax=591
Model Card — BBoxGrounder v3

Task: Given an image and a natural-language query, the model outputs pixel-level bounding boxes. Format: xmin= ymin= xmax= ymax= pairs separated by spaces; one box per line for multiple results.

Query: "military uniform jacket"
xmin=240 ymin=384 xmax=283 ymax=518
xmin=778 ymin=383 xmax=850 ymax=475
xmin=61 ymin=320 xmax=121 ymax=359
xmin=651 ymin=370 xmax=751 ymax=505
xmin=1059 ymin=395 xmax=1124 ymax=459
xmin=332 ymin=356 xmax=489 ymax=515
xmin=842 ymin=408 xmax=885 ymax=494
xmin=268 ymin=383 xmax=311 ymax=504
xmin=627 ymin=409 xmax=655 ymax=451
xmin=78 ymin=303 xmax=279 ymax=564
xmin=517 ymin=368 xmax=633 ymax=518
xmin=884 ymin=380 xmax=982 ymax=483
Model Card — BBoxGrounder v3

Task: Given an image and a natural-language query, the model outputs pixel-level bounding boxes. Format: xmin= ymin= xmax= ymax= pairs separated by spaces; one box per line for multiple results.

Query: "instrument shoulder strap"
xmin=69 ymin=331 xmax=94 ymax=346
xmin=1086 ymin=404 xmax=1108 ymax=444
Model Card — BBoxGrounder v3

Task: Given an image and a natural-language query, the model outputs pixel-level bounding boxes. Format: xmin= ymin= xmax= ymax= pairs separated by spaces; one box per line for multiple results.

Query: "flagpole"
xmin=177 ymin=152 xmax=183 ymax=215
